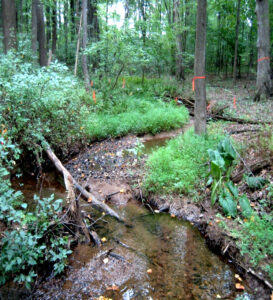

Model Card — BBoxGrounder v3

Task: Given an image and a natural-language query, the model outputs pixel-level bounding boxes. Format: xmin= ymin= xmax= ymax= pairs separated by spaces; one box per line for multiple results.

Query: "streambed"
xmin=36 ymin=197 xmax=253 ymax=299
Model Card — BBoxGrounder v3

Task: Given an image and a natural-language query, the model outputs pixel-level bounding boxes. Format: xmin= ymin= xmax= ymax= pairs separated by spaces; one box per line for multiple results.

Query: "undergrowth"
xmin=231 ymin=214 xmax=273 ymax=281
xmin=144 ymin=125 xmax=225 ymax=196
xmin=83 ymin=96 xmax=189 ymax=139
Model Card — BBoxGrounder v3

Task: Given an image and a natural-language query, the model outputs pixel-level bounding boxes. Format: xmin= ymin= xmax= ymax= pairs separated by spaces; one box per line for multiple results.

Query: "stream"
xmin=7 ymin=174 xmax=253 ymax=300
xmin=2 ymin=130 xmax=255 ymax=299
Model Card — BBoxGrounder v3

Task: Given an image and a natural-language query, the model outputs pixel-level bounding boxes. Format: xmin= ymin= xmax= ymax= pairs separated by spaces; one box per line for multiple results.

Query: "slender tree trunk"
xmin=36 ymin=0 xmax=47 ymax=66
xmin=52 ymin=2 xmax=57 ymax=55
xmin=233 ymin=0 xmax=241 ymax=85
xmin=46 ymin=4 xmax=51 ymax=51
xmin=255 ymin=0 xmax=272 ymax=101
xmin=174 ymin=0 xmax=185 ymax=81
xmin=194 ymin=0 xmax=207 ymax=135
xmin=81 ymin=0 xmax=91 ymax=91
xmin=31 ymin=0 xmax=37 ymax=54
xmin=64 ymin=1 xmax=69 ymax=62
xmin=2 ymin=0 xmax=17 ymax=53
xmin=247 ymin=24 xmax=254 ymax=79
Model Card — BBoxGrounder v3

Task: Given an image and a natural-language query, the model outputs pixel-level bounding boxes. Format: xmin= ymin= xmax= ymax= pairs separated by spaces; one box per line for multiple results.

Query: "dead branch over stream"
xmin=45 ymin=146 xmax=124 ymax=223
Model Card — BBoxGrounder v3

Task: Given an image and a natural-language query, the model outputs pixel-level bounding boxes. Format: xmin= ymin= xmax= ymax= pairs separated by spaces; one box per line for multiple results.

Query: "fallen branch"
xmin=45 ymin=145 xmax=123 ymax=222
xmin=232 ymin=159 xmax=271 ymax=183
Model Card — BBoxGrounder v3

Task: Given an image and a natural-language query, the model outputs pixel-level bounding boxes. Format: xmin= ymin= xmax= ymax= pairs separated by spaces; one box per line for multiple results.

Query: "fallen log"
xmin=45 ymin=145 xmax=123 ymax=222
xmin=232 ymin=159 xmax=271 ymax=183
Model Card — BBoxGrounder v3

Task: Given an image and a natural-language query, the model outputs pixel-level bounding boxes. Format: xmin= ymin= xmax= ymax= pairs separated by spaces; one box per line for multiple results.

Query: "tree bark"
xmin=52 ymin=2 xmax=57 ymax=55
xmin=233 ymin=0 xmax=241 ymax=85
xmin=2 ymin=0 xmax=17 ymax=53
xmin=194 ymin=0 xmax=207 ymax=135
xmin=31 ymin=0 xmax=38 ymax=54
xmin=36 ymin=0 xmax=47 ymax=66
xmin=255 ymin=0 xmax=272 ymax=101
xmin=173 ymin=0 xmax=185 ymax=81
xmin=81 ymin=0 xmax=91 ymax=91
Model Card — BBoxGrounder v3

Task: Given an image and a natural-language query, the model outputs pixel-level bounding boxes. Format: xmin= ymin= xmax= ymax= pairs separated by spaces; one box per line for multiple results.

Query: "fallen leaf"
xmin=147 ymin=269 xmax=153 ymax=274
xmin=88 ymin=197 xmax=92 ymax=203
xmin=103 ymin=257 xmax=109 ymax=264
xmin=235 ymin=274 xmax=242 ymax=281
xmin=101 ymin=237 xmax=107 ymax=243
xmin=235 ymin=283 xmax=245 ymax=290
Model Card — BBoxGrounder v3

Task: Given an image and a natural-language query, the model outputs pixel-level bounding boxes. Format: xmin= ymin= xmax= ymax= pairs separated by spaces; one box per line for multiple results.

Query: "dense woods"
xmin=0 ymin=0 xmax=272 ymax=298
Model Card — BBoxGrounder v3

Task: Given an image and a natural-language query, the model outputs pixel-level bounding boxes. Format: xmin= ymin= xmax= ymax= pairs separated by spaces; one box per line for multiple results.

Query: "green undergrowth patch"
xmin=228 ymin=214 xmax=273 ymax=281
xmin=144 ymin=124 xmax=225 ymax=196
xmin=83 ymin=96 xmax=189 ymax=140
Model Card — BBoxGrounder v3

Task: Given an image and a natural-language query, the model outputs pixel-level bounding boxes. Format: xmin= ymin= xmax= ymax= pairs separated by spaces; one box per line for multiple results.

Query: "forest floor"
xmin=63 ymin=78 xmax=272 ymax=299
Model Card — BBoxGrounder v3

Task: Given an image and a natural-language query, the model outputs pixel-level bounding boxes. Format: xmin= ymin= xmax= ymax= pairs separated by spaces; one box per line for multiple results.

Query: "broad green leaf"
xmin=239 ymin=195 xmax=252 ymax=218
xmin=218 ymin=137 xmax=236 ymax=160
xmin=219 ymin=192 xmax=237 ymax=217
xmin=225 ymin=181 xmax=238 ymax=198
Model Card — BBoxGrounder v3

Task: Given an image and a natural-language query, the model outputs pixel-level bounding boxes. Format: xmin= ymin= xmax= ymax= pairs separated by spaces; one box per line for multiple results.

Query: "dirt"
xmin=63 ymin=117 xmax=272 ymax=299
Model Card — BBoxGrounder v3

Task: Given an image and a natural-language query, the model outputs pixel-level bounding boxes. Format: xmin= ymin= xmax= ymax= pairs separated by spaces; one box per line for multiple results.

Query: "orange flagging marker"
xmin=175 ymin=97 xmax=178 ymax=103
xmin=233 ymin=96 xmax=236 ymax=109
xmin=92 ymin=90 xmax=96 ymax=104
xmin=90 ymin=80 xmax=94 ymax=87
xmin=122 ymin=78 xmax=126 ymax=89
xmin=192 ymin=76 xmax=206 ymax=91
xmin=257 ymin=57 xmax=270 ymax=62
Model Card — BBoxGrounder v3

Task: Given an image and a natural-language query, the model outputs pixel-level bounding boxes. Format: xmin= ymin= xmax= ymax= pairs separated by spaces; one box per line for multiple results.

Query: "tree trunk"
xmin=173 ymin=0 xmax=185 ymax=81
xmin=233 ymin=0 xmax=241 ymax=85
xmin=255 ymin=0 xmax=272 ymax=101
xmin=194 ymin=0 xmax=207 ymax=135
xmin=81 ymin=0 xmax=91 ymax=91
xmin=87 ymin=0 xmax=100 ymax=41
xmin=31 ymin=0 xmax=37 ymax=54
xmin=36 ymin=0 xmax=47 ymax=66
xmin=64 ymin=1 xmax=68 ymax=61
xmin=46 ymin=4 xmax=51 ymax=51
xmin=52 ymin=2 xmax=57 ymax=55
xmin=2 ymin=0 xmax=17 ymax=53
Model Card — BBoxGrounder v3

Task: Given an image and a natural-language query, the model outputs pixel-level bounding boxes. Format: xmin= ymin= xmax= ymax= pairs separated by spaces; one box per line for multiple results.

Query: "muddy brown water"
xmin=6 ymin=176 xmax=254 ymax=300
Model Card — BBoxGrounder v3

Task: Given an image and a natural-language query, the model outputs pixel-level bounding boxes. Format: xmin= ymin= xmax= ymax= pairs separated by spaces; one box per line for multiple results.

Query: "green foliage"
xmin=244 ymin=175 xmax=269 ymax=190
xmin=144 ymin=127 xmax=225 ymax=195
xmin=83 ymin=96 xmax=189 ymax=140
xmin=0 ymin=52 xmax=88 ymax=154
xmin=207 ymin=138 xmax=253 ymax=218
xmin=0 ymin=137 xmax=71 ymax=288
xmin=231 ymin=214 xmax=273 ymax=281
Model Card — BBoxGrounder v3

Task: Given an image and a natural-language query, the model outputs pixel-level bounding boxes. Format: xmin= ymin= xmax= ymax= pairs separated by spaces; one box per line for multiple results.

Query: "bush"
xmin=0 ymin=136 xmax=71 ymax=288
xmin=144 ymin=126 xmax=225 ymax=195
xmin=0 ymin=52 xmax=88 ymax=155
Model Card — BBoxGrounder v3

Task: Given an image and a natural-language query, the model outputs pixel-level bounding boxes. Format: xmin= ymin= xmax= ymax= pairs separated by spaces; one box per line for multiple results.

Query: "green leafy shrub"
xmin=144 ymin=127 xmax=225 ymax=195
xmin=0 ymin=52 xmax=88 ymax=155
xmin=0 ymin=136 xmax=71 ymax=288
